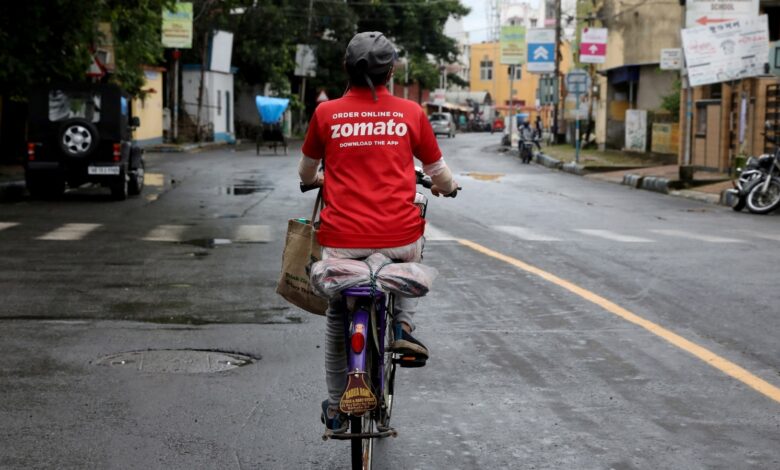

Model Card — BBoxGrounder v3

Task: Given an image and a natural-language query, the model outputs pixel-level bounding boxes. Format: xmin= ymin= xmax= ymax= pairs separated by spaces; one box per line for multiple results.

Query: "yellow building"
xmin=469 ymin=40 xmax=573 ymax=125
xmin=132 ymin=66 xmax=165 ymax=146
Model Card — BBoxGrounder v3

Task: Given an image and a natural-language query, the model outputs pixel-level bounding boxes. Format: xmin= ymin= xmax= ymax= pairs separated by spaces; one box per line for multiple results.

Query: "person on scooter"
xmin=297 ymin=31 xmax=459 ymax=433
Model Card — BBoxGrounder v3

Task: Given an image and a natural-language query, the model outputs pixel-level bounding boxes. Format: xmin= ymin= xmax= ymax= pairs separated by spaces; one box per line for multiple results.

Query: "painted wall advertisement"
xmin=625 ymin=109 xmax=648 ymax=152
xmin=161 ymin=2 xmax=193 ymax=49
xmin=500 ymin=25 xmax=527 ymax=65
xmin=681 ymin=15 xmax=769 ymax=87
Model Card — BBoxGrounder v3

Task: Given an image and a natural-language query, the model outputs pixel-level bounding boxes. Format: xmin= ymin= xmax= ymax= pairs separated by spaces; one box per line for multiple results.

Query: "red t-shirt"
xmin=301 ymin=86 xmax=442 ymax=248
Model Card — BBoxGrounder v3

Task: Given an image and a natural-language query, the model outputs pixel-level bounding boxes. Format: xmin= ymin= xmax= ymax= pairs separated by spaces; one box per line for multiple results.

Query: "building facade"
xmin=594 ymin=0 xmax=683 ymax=151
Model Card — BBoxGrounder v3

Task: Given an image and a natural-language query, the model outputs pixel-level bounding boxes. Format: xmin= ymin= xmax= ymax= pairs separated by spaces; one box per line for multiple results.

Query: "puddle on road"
xmin=180 ymin=238 xmax=232 ymax=248
xmin=219 ymin=177 xmax=273 ymax=196
xmin=462 ymin=172 xmax=505 ymax=181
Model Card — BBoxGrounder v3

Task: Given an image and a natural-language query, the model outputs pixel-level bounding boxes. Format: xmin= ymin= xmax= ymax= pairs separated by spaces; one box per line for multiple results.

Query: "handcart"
xmin=255 ymin=96 xmax=289 ymax=155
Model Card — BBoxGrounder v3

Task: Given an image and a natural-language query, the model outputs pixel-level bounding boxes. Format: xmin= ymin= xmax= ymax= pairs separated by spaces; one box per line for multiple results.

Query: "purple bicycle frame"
xmin=342 ymin=286 xmax=388 ymax=399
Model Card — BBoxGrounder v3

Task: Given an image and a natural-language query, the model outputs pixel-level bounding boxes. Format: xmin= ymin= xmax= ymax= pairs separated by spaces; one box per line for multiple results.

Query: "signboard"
xmin=660 ymin=48 xmax=683 ymax=70
xmin=681 ymin=15 xmax=770 ymax=87
xmin=209 ymin=30 xmax=233 ymax=74
xmin=565 ymin=69 xmax=591 ymax=95
xmin=580 ymin=27 xmax=607 ymax=64
xmin=432 ymin=88 xmax=446 ymax=106
xmin=161 ymin=2 xmax=193 ymax=49
xmin=316 ymin=90 xmax=329 ymax=103
xmin=563 ymin=94 xmax=589 ymax=120
xmin=527 ymin=29 xmax=556 ymax=73
xmin=537 ymin=75 xmax=559 ymax=105
xmin=86 ymin=56 xmax=106 ymax=78
xmin=625 ymin=109 xmax=648 ymax=152
xmin=294 ymin=44 xmax=317 ymax=77
xmin=770 ymin=41 xmax=780 ymax=77
xmin=685 ymin=0 xmax=759 ymax=28
xmin=500 ymin=25 xmax=527 ymax=65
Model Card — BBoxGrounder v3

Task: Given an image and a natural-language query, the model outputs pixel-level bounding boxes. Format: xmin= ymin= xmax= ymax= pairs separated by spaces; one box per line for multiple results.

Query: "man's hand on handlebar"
xmin=431 ymin=182 xmax=460 ymax=198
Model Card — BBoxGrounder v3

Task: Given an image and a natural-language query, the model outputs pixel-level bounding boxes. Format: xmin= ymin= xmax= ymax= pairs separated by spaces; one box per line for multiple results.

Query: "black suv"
xmin=26 ymin=83 xmax=145 ymax=200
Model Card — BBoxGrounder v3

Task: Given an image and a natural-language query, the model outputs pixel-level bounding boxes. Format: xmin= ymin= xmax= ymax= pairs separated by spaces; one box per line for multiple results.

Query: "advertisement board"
xmin=500 ymin=25 xmax=527 ymax=65
xmin=162 ymin=2 xmax=193 ymax=49
xmin=295 ymin=45 xmax=317 ymax=77
xmin=681 ymin=15 xmax=769 ymax=87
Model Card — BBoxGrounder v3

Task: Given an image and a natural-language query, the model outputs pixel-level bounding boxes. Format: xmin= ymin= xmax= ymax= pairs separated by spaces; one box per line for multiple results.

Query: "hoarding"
xmin=162 ymin=2 xmax=193 ymax=49
xmin=660 ymin=48 xmax=683 ymax=70
xmin=681 ymin=15 xmax=769 ymax=87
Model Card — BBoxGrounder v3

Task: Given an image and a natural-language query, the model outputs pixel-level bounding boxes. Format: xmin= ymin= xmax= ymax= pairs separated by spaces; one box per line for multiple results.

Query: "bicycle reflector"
xmin=351 ymin=332 xmax=365 ymax=353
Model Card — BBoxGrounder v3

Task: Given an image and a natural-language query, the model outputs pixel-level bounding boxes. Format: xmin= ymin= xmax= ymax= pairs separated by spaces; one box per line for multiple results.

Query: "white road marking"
xmin=651 ymin=229 xmax=743 ymax=243
xmin=575 ymin=229 xmax=654 ymax=243
xmin=142 ymin=225 xmax=189 ymax=242
xmin=424 ymin=223 xmax=456 ymax=241
xmin=493 ymin=225 xmax=563 ymax=241
xmin=0 ymin=222 xmax=19 ymax=232
xmin=749 ymin=232 xmax=780 ymax=242
xmin=37 ymin=223 xmax=102 ymax=241
xmin=234 ymin=225 xmax=271 ymax=243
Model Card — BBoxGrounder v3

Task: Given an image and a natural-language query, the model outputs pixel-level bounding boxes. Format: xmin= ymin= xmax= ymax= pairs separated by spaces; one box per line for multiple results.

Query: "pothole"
xmin=94 ymin=349 xmax=256 ymax=373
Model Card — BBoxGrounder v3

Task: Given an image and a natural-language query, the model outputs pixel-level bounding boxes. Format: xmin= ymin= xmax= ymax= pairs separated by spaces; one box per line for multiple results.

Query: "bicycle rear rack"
xmin=322 ymin=428 xmax=398 ymax=441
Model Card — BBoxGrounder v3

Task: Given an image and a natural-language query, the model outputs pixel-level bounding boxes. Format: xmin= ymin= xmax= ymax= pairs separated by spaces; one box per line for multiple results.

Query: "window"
xmin=530 ymin=19 xmax=538 ymax=28
xmin=480 ymin=59 xmax=493 ymax=81
xmin=48 ymin=91 xmax=101 ymax=123
xmin=217 ymin=90 xmax=222 ymax=116
xmin=511 ymin=66 xmax=522 ymax=80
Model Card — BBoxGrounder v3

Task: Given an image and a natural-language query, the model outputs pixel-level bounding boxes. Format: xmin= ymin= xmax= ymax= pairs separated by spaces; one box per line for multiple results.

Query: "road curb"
xmin=640 ymin=176 xmax=671 ymax=194
xmin=669 ymin=189 xmax=722 ymax=205
xmin=145 ymin=141 xmax=233 ymax=153
xmin=534 ymin=152 xmax=563 ymax=169
xmin=561 ymin=162 xmax=586 ymax=175
xmin=0 ymin=180 xmax=25 ymax=198
xmin=622 ymin=173 xmax=643 ymax=188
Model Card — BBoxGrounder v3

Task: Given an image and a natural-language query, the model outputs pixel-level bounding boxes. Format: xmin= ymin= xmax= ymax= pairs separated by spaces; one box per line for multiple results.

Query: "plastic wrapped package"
xmin=310 ymin=252 xmax=438 ymax=298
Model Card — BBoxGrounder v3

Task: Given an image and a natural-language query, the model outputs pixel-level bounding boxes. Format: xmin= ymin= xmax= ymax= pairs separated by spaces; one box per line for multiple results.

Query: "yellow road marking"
xmin=458 ymin=238 xmax=780 ymax=404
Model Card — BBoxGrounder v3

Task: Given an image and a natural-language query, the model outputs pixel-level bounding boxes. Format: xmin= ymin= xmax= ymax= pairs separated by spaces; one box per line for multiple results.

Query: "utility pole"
xmin=680 ymin=3 xmax=693 ymax=172
xmin=300 ymin=0 xmax=314 ymax=131
xmin=584 ymin=10 xmax=596 ymax=146
xmin=509 ymin=65 xmax=516 ymax=147
xmin=553 ymin=0 xmax=562 ymax=144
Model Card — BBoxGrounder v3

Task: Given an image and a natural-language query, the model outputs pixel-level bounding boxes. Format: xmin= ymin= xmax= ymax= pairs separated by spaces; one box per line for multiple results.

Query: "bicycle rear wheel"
xmin=350 ymin=415 xmax=373 ymax=470
xmin=380 ymin=295 xmax=397 ymax=429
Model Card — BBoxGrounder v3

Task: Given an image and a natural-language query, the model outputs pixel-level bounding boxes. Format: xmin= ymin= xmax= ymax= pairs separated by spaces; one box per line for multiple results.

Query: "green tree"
xmin=0 ymin=1 xmax=173 ymax=98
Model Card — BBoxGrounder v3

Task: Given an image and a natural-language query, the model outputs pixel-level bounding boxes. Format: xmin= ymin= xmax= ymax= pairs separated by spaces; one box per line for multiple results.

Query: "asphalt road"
xmin=0 ymin=134 xmax=778 ymax=469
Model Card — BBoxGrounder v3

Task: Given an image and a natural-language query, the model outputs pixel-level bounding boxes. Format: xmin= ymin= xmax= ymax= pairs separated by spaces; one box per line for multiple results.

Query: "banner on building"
xmin=681 ymin=15 xmax=769 ymax=87
xmin=162 ymin=2 xmax=193 ymax=49
xmin=500 ymin=25 xmax=527 ymax=65
xmin=209 ymin=31 xmax=234 ymax=73
xmin=625 ymin=109 xmax=648 ymax=152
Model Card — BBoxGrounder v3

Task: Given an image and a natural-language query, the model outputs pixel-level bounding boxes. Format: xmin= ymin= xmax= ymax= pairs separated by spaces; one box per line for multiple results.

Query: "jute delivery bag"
xmin=276 ymin=190 xmax=328 ymax=315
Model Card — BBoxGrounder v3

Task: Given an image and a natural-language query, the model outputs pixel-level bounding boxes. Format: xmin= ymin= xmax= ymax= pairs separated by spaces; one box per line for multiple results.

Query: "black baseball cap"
xmin=345 ymin=32 xmax=397 ymax=74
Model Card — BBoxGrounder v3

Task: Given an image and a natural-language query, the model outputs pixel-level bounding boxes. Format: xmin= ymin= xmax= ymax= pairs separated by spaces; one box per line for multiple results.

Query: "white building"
xmin=536 ymin=0 xmax=577 ymax=40
xmin=444 ymin=16 xmax=471 ymax=90
xmin=182 ymin=65 xmax=236 ymax=143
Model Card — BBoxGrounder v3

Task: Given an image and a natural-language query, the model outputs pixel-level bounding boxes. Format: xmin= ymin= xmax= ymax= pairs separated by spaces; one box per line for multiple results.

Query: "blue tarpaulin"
xmin=255 ymin=96 xmax=290 ymax=124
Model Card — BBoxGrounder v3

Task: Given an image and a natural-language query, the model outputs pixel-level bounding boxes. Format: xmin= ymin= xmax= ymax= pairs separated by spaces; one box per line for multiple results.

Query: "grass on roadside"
xmin=540 ymin=144 xmax=660 ymax=167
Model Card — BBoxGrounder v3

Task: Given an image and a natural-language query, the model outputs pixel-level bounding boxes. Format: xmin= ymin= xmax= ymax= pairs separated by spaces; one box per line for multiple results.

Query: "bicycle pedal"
xmin=396 ymin=355 xmax=427 ymax=368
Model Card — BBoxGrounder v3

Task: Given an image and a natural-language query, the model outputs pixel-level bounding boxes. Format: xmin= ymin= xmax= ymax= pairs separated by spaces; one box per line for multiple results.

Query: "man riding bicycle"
xmin=297 ymin=32 xmax=459 ymax=433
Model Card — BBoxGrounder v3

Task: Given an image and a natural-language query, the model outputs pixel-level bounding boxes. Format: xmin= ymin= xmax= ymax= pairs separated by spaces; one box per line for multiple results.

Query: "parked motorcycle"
xmin=728 ymin=156 xmax=763 ymax=212
xmin=744 ymin=122 xmax=780 ymax=214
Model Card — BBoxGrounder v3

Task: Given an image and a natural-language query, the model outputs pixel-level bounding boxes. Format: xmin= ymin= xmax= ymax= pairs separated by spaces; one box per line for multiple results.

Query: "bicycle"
xmin=302 ymin=169 xmax=443 ymax=470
